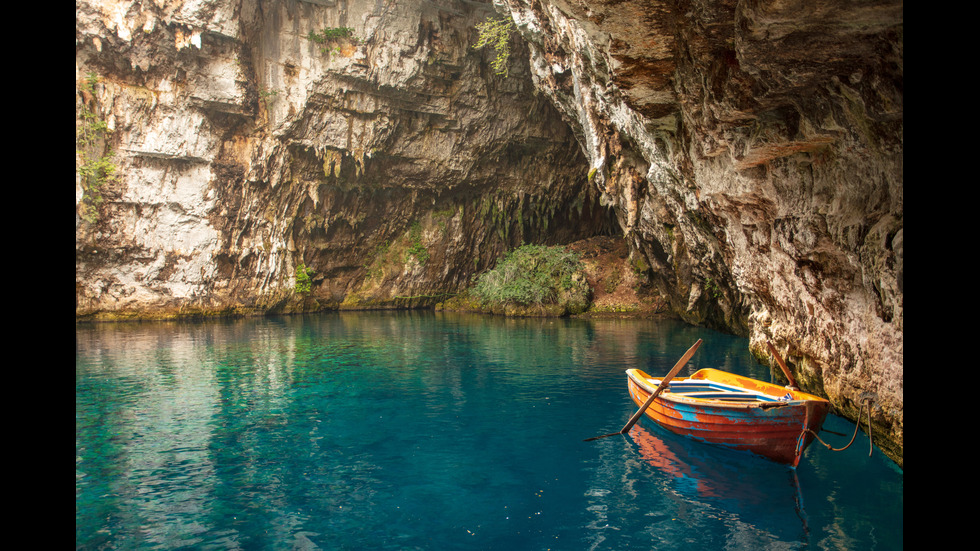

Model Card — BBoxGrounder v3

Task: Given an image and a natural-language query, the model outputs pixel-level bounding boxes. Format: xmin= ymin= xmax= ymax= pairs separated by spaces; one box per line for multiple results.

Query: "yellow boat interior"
xmin=628 ymin=368 xmax=828 ymax=405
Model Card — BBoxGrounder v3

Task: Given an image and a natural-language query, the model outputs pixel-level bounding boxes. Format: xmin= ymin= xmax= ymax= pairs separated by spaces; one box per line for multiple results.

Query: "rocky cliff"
xmin=76 ymin=0 xmax=902 ymax=466
xmin=495 ymin=0 xmax=902 ymax=465
xmin=76 ymin=0 xmax=616 ymax=318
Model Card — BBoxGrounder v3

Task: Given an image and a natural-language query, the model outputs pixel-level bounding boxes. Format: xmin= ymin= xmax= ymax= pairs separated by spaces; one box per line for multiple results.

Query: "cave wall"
xmin=496 ymin=0 xmax=902 ymax=465
xmin=76 ymin=0 xmax=614 ymax=318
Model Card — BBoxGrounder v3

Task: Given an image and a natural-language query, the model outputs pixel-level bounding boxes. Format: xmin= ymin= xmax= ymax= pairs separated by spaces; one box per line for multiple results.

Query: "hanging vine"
xmin=76 ymin=72 xmax=118 ymax=224
xmin=473 ymin=16 xmax=516 ymax=76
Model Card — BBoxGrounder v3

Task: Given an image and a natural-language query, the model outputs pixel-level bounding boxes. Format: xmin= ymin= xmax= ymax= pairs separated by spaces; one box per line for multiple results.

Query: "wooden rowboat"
xmin=626 ymin=367 xmax=831 ymax=466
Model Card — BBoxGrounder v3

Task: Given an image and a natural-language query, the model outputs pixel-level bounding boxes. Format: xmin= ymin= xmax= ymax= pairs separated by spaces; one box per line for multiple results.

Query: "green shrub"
xmin=471 ymin=244 xmax=591 ymax=315
xmin=294 ymin=263 xmax=315 ymax=293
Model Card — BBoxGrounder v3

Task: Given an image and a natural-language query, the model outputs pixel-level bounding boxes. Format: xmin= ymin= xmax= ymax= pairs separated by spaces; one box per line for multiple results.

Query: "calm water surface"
xmin=76 ymin=312 xmax=902 ymax=550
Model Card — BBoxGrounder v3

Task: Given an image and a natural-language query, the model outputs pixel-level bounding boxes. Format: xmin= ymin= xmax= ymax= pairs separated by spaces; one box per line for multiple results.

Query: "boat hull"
xmin=626 ymin=368 xmax=830 ymax=466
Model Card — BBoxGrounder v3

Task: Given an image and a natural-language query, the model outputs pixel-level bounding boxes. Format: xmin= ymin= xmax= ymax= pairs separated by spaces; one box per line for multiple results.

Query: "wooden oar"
xmin=766 ymin=340 xmax=798 ymax=390
xmin=584 ymin=338 xmax=703 ymax=442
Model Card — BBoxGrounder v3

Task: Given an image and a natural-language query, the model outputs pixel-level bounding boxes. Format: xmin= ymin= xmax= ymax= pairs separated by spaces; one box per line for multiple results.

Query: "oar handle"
xmin=584 ymin=339 xmax=703 ymax=442
xmin=619 ymin=338 xmax=702 ymax=435
xmin=766 ymin=341 xmax=798 ymax=389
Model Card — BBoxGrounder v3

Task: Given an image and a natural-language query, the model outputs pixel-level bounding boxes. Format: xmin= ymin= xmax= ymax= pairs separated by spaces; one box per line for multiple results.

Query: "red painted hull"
xmin=627 ymin=369 xmax=830 ymax=466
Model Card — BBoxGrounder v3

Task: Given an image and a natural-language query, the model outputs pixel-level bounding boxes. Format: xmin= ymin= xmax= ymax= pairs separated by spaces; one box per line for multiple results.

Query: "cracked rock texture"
xmin=76 ymin=0 xmax=902 ymax=465
xmin=76 ymin=0 xmax=615 ymax=317
xmin=497 ymin=0 xmax=902 ymax=465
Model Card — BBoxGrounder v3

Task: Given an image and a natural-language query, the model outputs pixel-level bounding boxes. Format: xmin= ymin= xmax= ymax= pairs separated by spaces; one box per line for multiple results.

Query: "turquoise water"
xmin=76 ymin=312 xmax=902 ymax=550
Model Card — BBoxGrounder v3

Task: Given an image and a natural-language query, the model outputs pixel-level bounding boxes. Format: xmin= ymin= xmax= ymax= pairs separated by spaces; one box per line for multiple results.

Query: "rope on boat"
xmin=806 ymin=398 xmax=874 ymax=457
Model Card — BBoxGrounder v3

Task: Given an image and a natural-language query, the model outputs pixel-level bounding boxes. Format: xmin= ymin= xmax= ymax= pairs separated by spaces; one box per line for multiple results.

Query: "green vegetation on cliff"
xmin=470 ymin=244 xmax=590 ymax=316
xmin=76 ymin=72 xmax=118 ymax=224
xmin=473 ymin=16 xmax=515 ymax=76
xmin=294 ymin=264 xmax=315 ymax=294
xmin=306 ymin=27 xmax=359 ymax=57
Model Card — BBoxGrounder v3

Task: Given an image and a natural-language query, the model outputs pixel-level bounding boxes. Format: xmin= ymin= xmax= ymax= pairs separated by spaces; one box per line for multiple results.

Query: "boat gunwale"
xmin=626 ymin=368 xmax=828 ymax=409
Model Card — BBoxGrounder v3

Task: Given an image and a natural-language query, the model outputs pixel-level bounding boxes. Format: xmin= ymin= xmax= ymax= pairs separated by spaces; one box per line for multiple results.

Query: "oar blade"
xmin=582 ymin=432 xmax=623 ymax=442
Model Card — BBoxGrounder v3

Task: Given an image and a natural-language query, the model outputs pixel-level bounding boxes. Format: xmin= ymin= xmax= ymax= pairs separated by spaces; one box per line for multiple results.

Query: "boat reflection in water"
xmin=628 ymin=421 xmax=811 ymax=538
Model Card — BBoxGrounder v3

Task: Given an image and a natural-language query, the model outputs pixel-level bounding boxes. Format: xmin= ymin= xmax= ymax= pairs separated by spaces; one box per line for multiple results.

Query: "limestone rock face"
xmin=497 ymin=0 xmax=902 ymax=465
xmin=76 ymin=0 xmax=614 ymax=318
